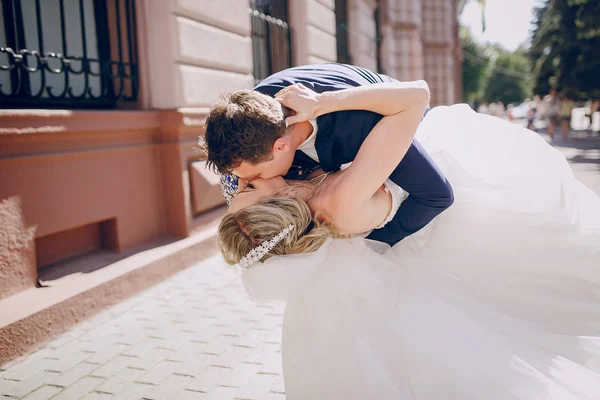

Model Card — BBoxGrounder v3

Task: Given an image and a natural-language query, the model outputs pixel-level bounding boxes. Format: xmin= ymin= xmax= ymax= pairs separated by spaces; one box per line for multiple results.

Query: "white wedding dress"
xmin=241 ymin=104 xmax=600 ymax=399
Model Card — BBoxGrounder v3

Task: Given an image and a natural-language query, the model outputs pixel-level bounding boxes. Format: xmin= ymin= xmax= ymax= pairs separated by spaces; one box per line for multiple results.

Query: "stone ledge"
xmin=0 ymin=108 xmax=209 ymax=158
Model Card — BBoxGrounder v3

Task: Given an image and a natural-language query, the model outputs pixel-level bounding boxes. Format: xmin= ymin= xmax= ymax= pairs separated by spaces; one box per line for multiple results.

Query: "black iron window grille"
xmin=335 ymin=0 xmax=351 ymax=64
xmin=249 ymin=0 xmax=292 ymax=85
xmin=374 ymin=2 xmax=383 ymax=73
xmin=0 ymin=0 xmax=138 ymax=108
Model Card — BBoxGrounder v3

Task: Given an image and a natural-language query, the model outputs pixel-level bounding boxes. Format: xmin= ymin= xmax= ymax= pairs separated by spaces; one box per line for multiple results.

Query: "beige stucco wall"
xmin=347 ymin=0 xmax=378 ymax=70
xmin=143 ymin=0 xmax=254 ymax=109
xmin=291 ymin=0 xmax=337 ymax=65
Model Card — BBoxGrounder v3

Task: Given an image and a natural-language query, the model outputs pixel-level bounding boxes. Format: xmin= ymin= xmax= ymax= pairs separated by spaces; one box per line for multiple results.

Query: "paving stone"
xmin=142 ymin=374 xmax=195 ymax=400
xmin=258 ymin=354 xmax=283 ymax=376
xmin=204 ymin=333 xmax=239 ymax=356
xmin=46 ymin=330 xmax=86 ymax=350
xmin=169 ymin=341 xmax=209 ymax=360
xmin=1 ymin=360 xmax=51 ymax=382
xmin=91 ymin=355 xmax=138 ymax=378
xmin=218 ymin=362 xmax=261 ymax=388
xmin=234 ymin=329 xmax=270 ymax=349
xmin=94 ymin=367 xmax=146 ymax=394
xmin=135 ymin=360 xmax=182 ymax=385
xmin=21 ymin=385 xmax=64 ymax=400
xmin=185 ymin=365 xmax=231 ymax=393
xmin=50 ymin=362 xmax=98 ymax=387
xmin=216 ymin=319 xmax=254 ymax=337
xmin=243 ymin=343 xmax=280 ymax=365
xmin=1 ymin=371 xmax=59 ymax=398
xmin=178 ymin=390 xmax=207 ymax=400
xmin=51 ymin=376 xmax=105 ymax=400
xmin=122 ymin=337 xmax=167 ymax=358
xmin=111 ymin=382 xmax=154 ymax=400
xmin=234 ymin=373 xmax=279 ymax=400
xmin=200 ymin=386 xmax=238 ymax=400
xmin=50 ymin=351 xmax=94 ymax=373
xmin=261 ymin=392 xmax=287 ymax=400
xmin=212 ymin=346 xmax=253 ymax=369
xmin=126 ymin=347 xmax=174 ymax=370
xmin=80 ymin=392 xmax=114 ymax=400
xmin=270 ymin=376 xmax=286 ymax=394
xmin=85 ymin=344 xmax=131 ymax=365
xmin=254 ymin=315 xmax=284 ymax=332
xmin=264 ymin=326 xmax=283 ymax=345
xmin=0 ymin=378 xmax=21 ymax=396
xmin=172 ymin=353 xmax=218 ymax=378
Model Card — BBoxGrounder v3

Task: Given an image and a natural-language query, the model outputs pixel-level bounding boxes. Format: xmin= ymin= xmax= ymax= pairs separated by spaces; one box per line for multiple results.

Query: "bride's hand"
xmin=275 ymin=83 xmax=323 ymax=126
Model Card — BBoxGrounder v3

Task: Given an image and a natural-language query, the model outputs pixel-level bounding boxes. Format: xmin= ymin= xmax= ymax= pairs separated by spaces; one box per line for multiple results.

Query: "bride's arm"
xmin=277 ymin=81 xmax=429 ymax=125
xmin=276 ymin=82 xmax=429 ymax=209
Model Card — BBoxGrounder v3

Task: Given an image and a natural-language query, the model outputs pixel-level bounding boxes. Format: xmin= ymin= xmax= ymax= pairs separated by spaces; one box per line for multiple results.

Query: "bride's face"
xmin=228 ymin=176 xmax=291 ymax=213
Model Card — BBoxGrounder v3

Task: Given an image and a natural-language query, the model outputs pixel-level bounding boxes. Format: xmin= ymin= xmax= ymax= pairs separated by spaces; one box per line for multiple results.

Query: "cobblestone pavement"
xmin=0 ymin=254 xmax=287 ymax=400
xmin=1 ymin=126 xmax=598 ymax=400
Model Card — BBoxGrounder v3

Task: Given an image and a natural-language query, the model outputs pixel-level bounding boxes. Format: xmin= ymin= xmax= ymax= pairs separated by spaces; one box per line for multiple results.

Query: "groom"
xmin=203 ymin=63 xmax=453 ymax=246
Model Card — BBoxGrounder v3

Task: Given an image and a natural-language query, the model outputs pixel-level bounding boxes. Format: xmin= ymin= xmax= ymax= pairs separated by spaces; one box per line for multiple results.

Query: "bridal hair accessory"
xmin=220 ymin=173 xmax=239 ymax=206
xmin=239 ymin=224 xmax=295 ymax=268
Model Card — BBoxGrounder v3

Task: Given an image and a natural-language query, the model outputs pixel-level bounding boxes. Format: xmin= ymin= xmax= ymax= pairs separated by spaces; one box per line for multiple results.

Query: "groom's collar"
xmin=296 ymin=119 xmax=319 ymax=162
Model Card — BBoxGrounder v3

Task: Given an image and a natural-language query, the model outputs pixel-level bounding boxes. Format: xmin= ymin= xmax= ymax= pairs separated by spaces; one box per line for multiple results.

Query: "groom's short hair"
xmin=203 ymin=90 xmax=286 ymax=173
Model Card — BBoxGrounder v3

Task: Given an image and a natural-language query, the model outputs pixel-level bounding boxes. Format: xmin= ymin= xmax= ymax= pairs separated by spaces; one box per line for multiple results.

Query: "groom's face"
xmin=232 ymin=137 xmax=296 ymax=181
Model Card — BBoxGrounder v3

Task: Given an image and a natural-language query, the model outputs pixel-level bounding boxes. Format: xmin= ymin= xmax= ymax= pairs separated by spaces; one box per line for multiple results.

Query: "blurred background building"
xmin=0 ymin=0 xmax=463 ymax=305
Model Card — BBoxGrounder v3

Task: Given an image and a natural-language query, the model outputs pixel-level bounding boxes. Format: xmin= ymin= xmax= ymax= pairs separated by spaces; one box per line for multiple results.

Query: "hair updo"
xmin=218 ymin=196 xmax=337 ymax=265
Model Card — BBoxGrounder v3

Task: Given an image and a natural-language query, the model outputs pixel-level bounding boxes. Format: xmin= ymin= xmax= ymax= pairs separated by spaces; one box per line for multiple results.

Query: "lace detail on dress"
xmin=375 ymin=180 xmax=409 ymax=229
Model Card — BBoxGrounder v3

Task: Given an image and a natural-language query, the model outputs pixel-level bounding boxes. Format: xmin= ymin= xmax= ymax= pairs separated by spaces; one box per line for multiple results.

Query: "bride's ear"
xmin=314 ymin=211 xmax=333 ymax=227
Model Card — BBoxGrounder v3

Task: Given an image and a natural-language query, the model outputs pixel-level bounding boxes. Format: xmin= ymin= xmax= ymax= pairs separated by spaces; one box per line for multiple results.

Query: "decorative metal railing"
xmin=249 ymin=0 xmax=292 ymax=85
xmin=335 ymin=0 xmax=351 ymax=64
xmin=0 ymin=0 xmax=138 ymax=108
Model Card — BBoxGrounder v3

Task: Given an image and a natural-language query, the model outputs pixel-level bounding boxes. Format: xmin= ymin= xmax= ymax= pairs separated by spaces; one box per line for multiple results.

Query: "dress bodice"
xmin=375 ymin=180 xmax=409 ymax=229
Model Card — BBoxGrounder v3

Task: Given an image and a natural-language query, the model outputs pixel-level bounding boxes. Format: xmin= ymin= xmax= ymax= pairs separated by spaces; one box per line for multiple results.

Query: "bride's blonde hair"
xmin=218 ymin=196 xmax=337 ymax=265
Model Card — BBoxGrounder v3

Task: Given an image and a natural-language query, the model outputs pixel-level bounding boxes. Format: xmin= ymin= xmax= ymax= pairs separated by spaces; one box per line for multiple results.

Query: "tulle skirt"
xmin=241 ymin=105 xmax=600 ymax=399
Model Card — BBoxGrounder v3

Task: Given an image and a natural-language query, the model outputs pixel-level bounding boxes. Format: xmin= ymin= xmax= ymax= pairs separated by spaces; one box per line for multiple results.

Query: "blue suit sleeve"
xmin=366 ymin=139 xmax=454 ymax=246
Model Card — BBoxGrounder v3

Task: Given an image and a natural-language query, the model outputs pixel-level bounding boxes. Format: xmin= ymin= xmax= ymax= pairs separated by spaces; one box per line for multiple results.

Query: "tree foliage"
xmin=484 ymin=47 xmax=532 ymax=105
xmin=529 ymin=0 xmax=600 ymax=99
xmin=461 ymin=27 xmax=490 ymax=102
xmin=461 ymin=36 xmax=531 ymax=105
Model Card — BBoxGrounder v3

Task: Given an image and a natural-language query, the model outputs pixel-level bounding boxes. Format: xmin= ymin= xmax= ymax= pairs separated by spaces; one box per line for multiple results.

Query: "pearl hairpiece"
xmin=239 ymin=224 xmax=294 ymax=268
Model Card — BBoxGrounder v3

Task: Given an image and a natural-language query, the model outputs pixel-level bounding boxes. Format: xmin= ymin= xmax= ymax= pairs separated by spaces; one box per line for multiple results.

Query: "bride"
xmin=217 ymin=82 xmax=600 ymax=399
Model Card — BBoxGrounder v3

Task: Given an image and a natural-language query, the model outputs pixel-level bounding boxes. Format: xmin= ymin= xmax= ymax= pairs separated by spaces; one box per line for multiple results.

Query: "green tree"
xmin=530 ymin=0 xmax=600 ymax=99
xmin=483 ymin=48 xmax=532 ymax=105
xmin=461 ymin=26 xmax=490 ymax=103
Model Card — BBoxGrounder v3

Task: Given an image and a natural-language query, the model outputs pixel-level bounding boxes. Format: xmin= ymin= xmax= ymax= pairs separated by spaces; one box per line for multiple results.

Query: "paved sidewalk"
xmin=549 ymin=135 xmax=600 ymax=195
xmin=0 ymin=254 xmax=287 ymax=400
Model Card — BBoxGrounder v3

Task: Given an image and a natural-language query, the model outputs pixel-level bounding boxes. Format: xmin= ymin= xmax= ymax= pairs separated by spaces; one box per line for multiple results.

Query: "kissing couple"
xmin=201 ymin=63 xmax=600 ymax=399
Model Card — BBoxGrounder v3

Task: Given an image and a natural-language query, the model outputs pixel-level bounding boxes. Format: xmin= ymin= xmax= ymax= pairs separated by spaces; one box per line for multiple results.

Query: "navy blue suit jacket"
xmin=255 ymin=63 xmax=454 ymax=246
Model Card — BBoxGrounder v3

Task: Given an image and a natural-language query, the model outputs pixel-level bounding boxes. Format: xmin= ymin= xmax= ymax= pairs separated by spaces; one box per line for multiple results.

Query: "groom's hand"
xmin=275 ymin=83 xmax=323 ymax=127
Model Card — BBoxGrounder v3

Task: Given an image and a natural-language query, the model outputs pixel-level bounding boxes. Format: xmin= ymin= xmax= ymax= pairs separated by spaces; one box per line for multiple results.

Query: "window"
xmin=374 ymin=2 xmax=383 ymax=73
xmin=249 ymin=0 xmax=292 ymax=85
xmin=0 ymin=0 xmax=138 ymax=108
xmin=335 ymin=0 xmax=351 ymax=64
